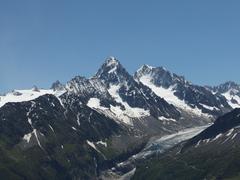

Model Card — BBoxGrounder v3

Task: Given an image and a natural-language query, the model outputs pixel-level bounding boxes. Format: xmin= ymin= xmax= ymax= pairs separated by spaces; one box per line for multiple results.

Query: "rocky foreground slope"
xmin=133 ymin=108 xmax=240 ymax=180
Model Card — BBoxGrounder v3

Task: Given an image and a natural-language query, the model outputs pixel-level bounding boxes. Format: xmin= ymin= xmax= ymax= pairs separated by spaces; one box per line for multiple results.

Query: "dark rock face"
xmin=64 ymin=76 xmax=118 ymax=108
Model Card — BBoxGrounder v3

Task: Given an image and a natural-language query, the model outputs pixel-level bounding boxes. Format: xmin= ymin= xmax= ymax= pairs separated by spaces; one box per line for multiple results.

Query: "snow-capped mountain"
xmin=211 ymin=81 xmax=240 ymax=108
xmin=0 ymin=57 xmax=234 ymax=129
xmin=93 ymin=57 xmax=181 ymax=125
xmin=134 ymin=64 xmax=232 ymax=118
xmin=0 ymin=57 xmax=238 ymax=179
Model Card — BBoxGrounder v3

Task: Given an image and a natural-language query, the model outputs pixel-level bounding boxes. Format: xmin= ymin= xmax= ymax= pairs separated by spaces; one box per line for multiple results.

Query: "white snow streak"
xmin=139 ymin=75 xmax=211 ymax=118
xmin=222 ymin=90 xmax=240 ymax=108
xmin=108 ymin=84 xmax=150 ymax=125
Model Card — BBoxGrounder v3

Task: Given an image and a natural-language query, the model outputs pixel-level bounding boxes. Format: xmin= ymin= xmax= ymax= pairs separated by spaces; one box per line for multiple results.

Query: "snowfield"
xmin=138 ymin=75 xmax=212 ymax=118
xmin=0 ymin=89 xmax=65 ymax=108
xmin=222 ymin=89 xmax=240 ymax=108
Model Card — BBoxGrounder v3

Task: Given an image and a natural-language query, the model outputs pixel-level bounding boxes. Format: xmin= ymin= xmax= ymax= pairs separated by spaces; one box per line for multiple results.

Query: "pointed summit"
xmin=32 ymin=85 xmax=40 ymax=92
xmin=95 ymin=56 xmax=132 ymax=84
xmin=51 ymin=80 xmax=65 ymax=91
xmin=105 ymin=56 xmax=119 ymax=67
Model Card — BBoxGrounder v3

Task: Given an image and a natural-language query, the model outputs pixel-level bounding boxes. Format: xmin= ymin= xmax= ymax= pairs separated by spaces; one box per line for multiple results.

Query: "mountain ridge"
xmin=0 ymin=57 xmax=239 ymax=179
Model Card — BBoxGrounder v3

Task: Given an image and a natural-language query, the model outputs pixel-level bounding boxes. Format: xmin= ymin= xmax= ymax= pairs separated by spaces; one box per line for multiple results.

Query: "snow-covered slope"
xmin=211 ymin=81 xmax=240 ymax=108
xmin=222 ymin=90 xmax=240 ymax=108
xmin=0 ymin=88 xmax=65 ymax=108
xmin=137 ymin=74 xmax=207 ymax=117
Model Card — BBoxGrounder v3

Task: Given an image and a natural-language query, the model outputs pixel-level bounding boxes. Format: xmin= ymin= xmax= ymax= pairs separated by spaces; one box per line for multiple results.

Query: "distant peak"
xmin=223 ymin=81 xmax=238 ymax=86
xmin=218 ymin=81 xmax=239 ymax=89
xmin=51 ymin=80 xmax=65 ymax=91
xmin=32 ymin=85 xmax=40 ymax=92
xmin=213 ymin=81 xmax=240 ymax=94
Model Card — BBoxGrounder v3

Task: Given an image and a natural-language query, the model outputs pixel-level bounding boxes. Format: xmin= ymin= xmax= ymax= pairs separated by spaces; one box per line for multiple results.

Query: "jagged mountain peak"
xmin=136 ymin=64 xmax=170 ymax=77
xmin=105 ymin=56 xmax=119 ymax=66
xmin=65 ymin=75 xmax=110 ymax=99
xmin=95 ymin=57 xmax=132 ymax=85
xmin=139 ymin=64 xmax=155 ymax=71
xmin=135 ymin=64 xmax=186 ymax=88
xmin=98 ymin=56 xmax=121 ymax=71
xmin=211 ymin=81 xmax=240 ymax=108
xmin=213 ymin=81 xmax=240 ymax=93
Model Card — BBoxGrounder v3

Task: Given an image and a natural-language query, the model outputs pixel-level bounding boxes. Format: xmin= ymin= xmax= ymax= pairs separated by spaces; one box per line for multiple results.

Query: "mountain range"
xmin=0 ymin=57 xmax=240 ymax=179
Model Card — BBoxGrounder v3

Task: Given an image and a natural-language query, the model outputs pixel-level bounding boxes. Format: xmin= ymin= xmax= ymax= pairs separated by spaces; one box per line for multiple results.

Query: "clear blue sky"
xmin=0 ymin=0 xmax=240 ymax=93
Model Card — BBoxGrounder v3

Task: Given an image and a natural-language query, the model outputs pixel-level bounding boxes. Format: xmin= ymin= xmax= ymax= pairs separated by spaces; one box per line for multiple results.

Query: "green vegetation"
xmin=133 ymin=143 xmax=240 ymax=180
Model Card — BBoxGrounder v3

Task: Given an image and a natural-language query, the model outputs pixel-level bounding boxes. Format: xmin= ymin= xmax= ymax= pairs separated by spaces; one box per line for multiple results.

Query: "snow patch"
xmin=212 ymin=133 xmax=222 ymax=141
xmin=199 ymin=103 xmax=219 ymax=111
xmin=195 ymin=140 xmax=202 ymax=148
xmin=33 ymin=129 xmax=44 ymax=149
xmin=96 ymin=140 xmax=107 ymax=147
xmin=49 ymin=124 xmax=54 ymax=133
xmin=107 ymin=84 xmax=150 ymax=125
xmin=86 ymin=140 xmax=107 ymax=159
xmin=87 ymin=98 xmax=107 ymax=110
xmin=222 ymin=90 xmax=240 ymax=108
xmin=226 ymin=129 xmax=234 ymax=136
xmin=76 ymin=113 xmax=81 ymax=126
xmin=108 ymin=66 xmax=117 ymax=74
xmin=23 ymin=132 xmax=32 ymax=143
xmin=158 ymin=116 xmax=176 ymax=122
xmin=72 ymin=127 xmax=77 ymax=131
xmin=231 ymin=133 xmax=238 ymax=140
